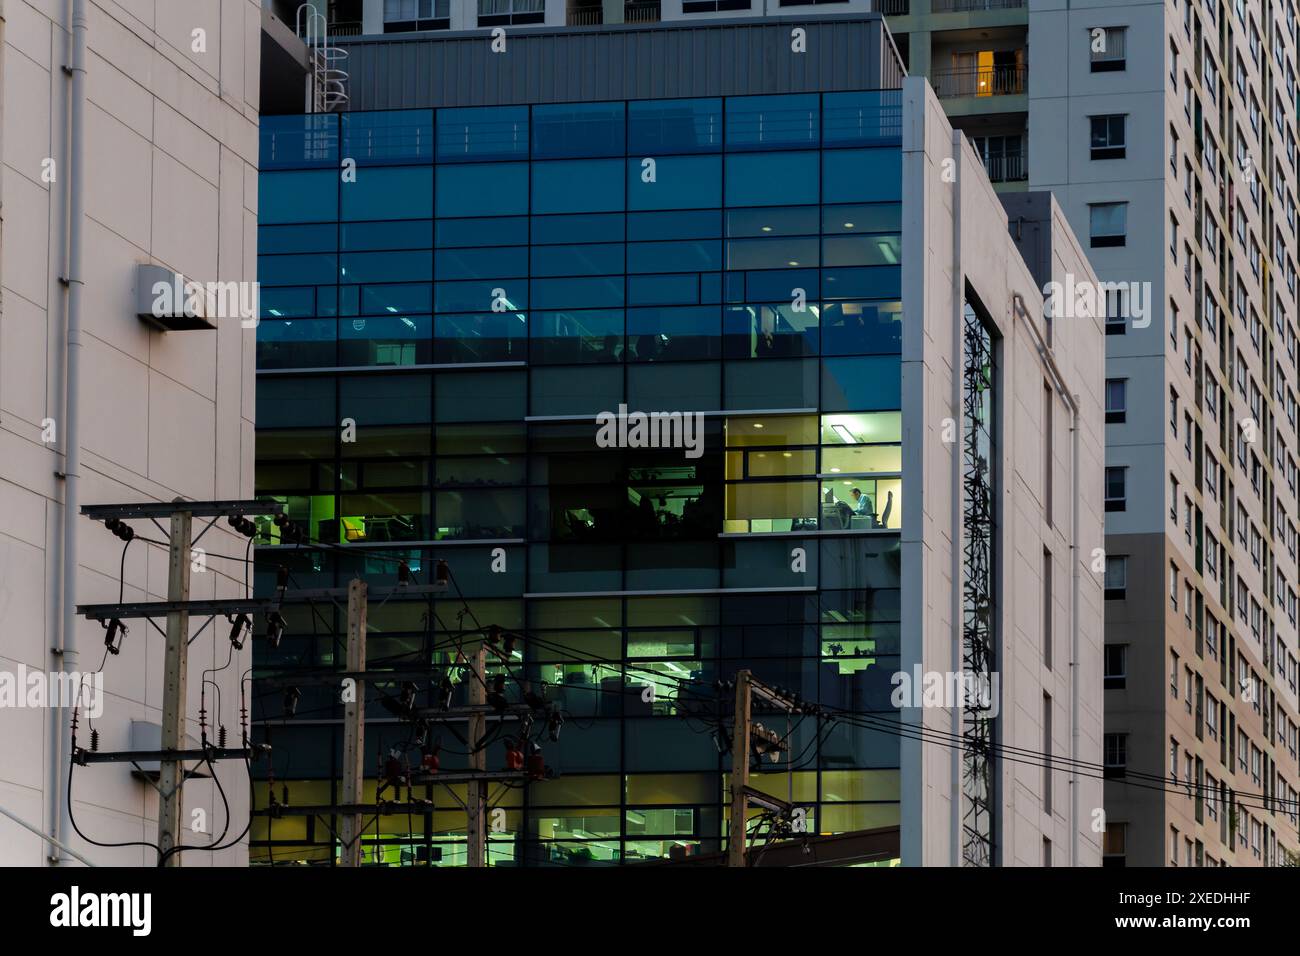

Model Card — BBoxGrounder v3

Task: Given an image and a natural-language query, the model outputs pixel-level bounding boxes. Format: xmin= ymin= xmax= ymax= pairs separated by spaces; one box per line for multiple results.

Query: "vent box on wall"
xmin=128 ymin=719 xmax=209 ymax=781
xmin=136 ymin=264 xmax=216 ymax=331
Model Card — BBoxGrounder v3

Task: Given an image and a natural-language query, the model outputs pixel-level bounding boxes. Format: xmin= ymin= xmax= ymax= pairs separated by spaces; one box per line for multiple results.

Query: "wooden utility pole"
xmin=158 ymin=507 xmax=193 ymax=866
xmin=727 ymin=669 xmax=753 ymax=867
xmin=466 ymin=643 xmax=488 ymax=867
xmin=339 ymin=578 xmax=367 ymax=866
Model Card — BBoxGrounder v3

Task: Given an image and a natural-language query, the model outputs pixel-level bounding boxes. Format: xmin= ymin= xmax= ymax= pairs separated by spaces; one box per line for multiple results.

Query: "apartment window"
xmin=1105 ymin=379 xmax=1127 ymax=423
xmin=1089 ymin=202 xmax=1127 ymax=247
xmin=1170 ymin=826 xmax=1179 ymax=865
xmin=1104 ymin=555 xmax=1127 ymax=599
xmin=1103 ymin=823 xmax=1127 ymax=866
xmin=1170 ymin=737 xmax=1179 ymax=781
xmin=1184 ymin=664 xmax=1193 ymax=711
xmin=1043 ymin=548 xmax=1053 ymax=669
xmin=1104 ymin=733 xmax=1128 ymax=771
xmin=1104 ymin=466 xmax=1127 ymax=511
xmin=1104 ymin=287 xmax=1127 ymax=334
xmin=1104 ymin=645 xmax=1127 ymax=689
xmin=384 ymin=0 xmax=451 ymax=31
xmin=1090 ymin=115 xmax=1127 ymax=159
xmin=1170 ymin=650 xmax=1180 ymax=699
xmin=1043 ymin=693 xmax=1053 ymax=815
xmin=1090 ymin=26 xmax=1127 ymax=71
xmin=1170 ymin=563 xmax=1179 ymax=610
xmin=476 ymin=0 xmax=546 ymax=26
xmin=1169 ymin=474 xmax=1178 ymax=521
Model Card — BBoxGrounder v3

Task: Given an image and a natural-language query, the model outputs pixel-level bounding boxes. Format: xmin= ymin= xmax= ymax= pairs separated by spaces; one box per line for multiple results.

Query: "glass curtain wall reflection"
xmin=253 ymin=91 xmax=904 ymax=865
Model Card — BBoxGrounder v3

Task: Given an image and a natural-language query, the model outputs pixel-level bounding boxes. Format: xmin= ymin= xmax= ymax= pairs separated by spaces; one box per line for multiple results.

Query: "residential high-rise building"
xmin=250 ymin=15 xmax=1105 ymax=866
xmin=1026 ymin=1 xmax=1300 ymax=868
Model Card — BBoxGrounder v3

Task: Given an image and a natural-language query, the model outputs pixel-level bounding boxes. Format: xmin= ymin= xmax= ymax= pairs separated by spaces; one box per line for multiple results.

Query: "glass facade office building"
xmin=252 ymin=91 xmax=905 ymax=865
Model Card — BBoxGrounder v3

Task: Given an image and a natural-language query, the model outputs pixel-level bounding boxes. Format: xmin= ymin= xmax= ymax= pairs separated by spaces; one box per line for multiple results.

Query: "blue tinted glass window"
xmin=530 ymin=276 xmax=625 ymax=310
xmin=726 ymin=94 xmax=819 ymax=151
xmin=821 ymin=266 xmax=900 ymax=300
xmin=627 ymin=155 xmax=722 ymax=210
xmin=628 ymin=99 xmax=723 ymax=155
xmin=627 ymin=306 xmax=721 ymax=361
xmin=532 ymin=102 xmax=626 ymax=159
xmin=822 ymin=91 xmax=903 ymax=147
xmin=436 ymin=370 xmax=525 ymax=422
xmin=340 ymin=374 xmax=432 ymax=424
xmin=628 ymin=274 xmax=699 ymax=306
xmin=436 ymin=279 xmax=526 ymax=314
xmin=724 ymin=152 xmax=819 ymax=207
xmin=340 ymin=315 xmax=433 ymax=366
xmin=723 ymin=303 xmax=818 ymax=358
xmin=260 ymin=114 xmax=338 ymax=168
xmin=821 ymin=301 xmax=902 ymax=355
xmin=259 ymin=253 xmax=338 ymax=286
xmin=724 ymin=358 xmax=817 ymax=410
xmin=341 ymin=166 xmax=432 ymax=221
xmin=436 ymin=216 xmax=529 ymax=247
xmin=531 ymin=214 xmax=624 ymax=245
xmin=437 ymin=106 xmax=529 ymax=162
xmin=340 ymin=251 xmax=432 ymax=284
xmin=530 ymin=244 xmax=625 ymax=277
xmin=435 ymin=313 xmax=526 ymax=363
xmin=823 ymin=149 xmax=902 ymax=204
xmin=530 ymin=309 xmax=625 ymax=363
xmin=820 ymin=357 xmax=901 ymax=411
xmin=530 ymin=365 xmax=623 ymax=416
xmin=823 ymin=234 xmax=900 ymax=267
xmin=257 ymin=376 xmax=336 ymax=427
xmin=260 ymin=287 xmax=317 ymax=319
xmin=627 ymin=362 xmax=720 ymax=411
xmin=260 ymin=224 xmax=337 ymax=255
xmin=531 ymin=160 xmax=625 ymax=214
xmin=745 ymin=268 xmax=818 ymax=302
xmin=627 ymin=240 xmax=721 ymax=273
xmin=257 ymin=317 xmax=337 ymax=369
xmin=260 ymin=170 xmax=338 ymax=224
xmin=437 ymin=163 xmax=528 ymax=217
xmin=343 ymin=110 xmax=434 ymax=164
xmin=627 ymin=210 xmax=722 ymax=241
xmin=351 ymin=284 xmax=432 ymax=316
xmin=341 ymin=220 xmax=431 ymax=251
xmin=437 ymin=246 xmax=529 ymax=280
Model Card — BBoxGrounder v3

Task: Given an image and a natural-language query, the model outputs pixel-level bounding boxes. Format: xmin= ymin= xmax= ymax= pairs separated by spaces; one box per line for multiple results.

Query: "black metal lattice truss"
xmin=961 ymin=304 xmax=996 ymax=867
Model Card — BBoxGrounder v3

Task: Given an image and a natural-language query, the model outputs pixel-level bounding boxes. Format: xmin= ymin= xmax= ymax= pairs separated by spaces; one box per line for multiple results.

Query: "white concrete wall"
xmin=901 ymin=75 xmax=1105 ymax=865
xmin=0 ymin=0 xmax=263 ymax=866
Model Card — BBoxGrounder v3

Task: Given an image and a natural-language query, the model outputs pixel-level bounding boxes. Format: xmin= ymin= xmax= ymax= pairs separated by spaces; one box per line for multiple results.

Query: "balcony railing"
xmin=931 ymin=0 xmax=1026 ymax=12
xmin=329 ymin=21 xmax=363 ymax=36
xmin=624 ymin=1 xmax=661 ymax=22
xmin=979 ymin=147 xmax=1027 ymax=183
xmin=566 ymin=7 xmax=603 ymax=23
xmin=932 ymin=65 xmax=1026 ymax=98
xmin=878 ymin=0 xmax=910 ymax=14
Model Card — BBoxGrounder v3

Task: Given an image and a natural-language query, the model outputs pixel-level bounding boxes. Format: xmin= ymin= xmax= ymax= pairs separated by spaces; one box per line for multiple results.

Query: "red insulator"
xmin=505 ymin=744 xmax=524 ymax=771
xmin=526 ymin=752 xmax=545 ymax=781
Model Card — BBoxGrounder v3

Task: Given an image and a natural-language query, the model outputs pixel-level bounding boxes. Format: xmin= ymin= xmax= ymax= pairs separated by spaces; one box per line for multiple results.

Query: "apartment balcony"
xmin=980 ymin=146 xmax=1027 ymax=183
xmin=878 ymin=0 xmax=911 ymax=14
xmin=932 ymin=65 xmax=1025 ymax=98
xmin=567 ymin=4 xmax=603 ymax=24
xmin=624 ymin=1 xmax=661 ymax=22
xmin=931 ymin=0 xmax=1025 ymax=12
xmin=566 ymin=1 xmax=661 ymax=24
